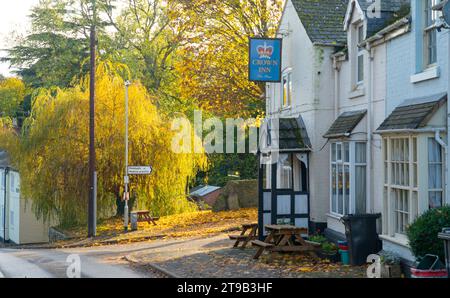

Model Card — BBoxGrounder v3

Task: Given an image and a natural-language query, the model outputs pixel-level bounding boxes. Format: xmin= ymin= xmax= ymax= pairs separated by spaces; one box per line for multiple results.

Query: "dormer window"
xmin=424 ymin=0 xmax=439 ymax=67
xmin=356 ymin=24 xmax=365 ymax=84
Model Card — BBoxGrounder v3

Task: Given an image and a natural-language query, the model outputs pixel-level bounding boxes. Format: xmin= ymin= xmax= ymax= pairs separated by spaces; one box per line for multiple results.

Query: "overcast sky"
xmin=0 ymin=0 xmax=39 ymax=77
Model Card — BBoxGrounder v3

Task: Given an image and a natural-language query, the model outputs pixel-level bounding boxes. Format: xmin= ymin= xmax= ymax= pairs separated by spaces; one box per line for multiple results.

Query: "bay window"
xmin=330 ymin=141 xmax=367 ymax=216
xmin=384 ymin=137 xmax=418 ymax=236
xmin=382 ymin=135 xmax=446 ymax=238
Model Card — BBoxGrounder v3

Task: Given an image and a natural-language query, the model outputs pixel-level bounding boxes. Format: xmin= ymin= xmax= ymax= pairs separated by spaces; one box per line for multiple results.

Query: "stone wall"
xmin=213 ymin=180 xmax=258 ymax=212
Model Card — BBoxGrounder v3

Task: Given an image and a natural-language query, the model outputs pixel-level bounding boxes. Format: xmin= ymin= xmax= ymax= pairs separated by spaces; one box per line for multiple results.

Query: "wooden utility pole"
xmin=88 ymin=0 xmax=97 ymax=238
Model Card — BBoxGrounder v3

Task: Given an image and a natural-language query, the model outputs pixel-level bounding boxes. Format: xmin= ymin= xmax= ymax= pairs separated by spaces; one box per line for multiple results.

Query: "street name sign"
xmin=128 ymin=166 xmax=153 ymax=175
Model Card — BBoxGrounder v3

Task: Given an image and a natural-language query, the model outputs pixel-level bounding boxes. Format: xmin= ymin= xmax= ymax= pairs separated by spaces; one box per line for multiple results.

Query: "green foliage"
xmin=199 ymin=153 xmax=258 ymax=187
xmin=309 ymin=235 xmax=327 ymax=245
xmin=407 ymin=206 xmax=450 ymax=261
xmin=3 ymin=0 xmax=112 ymax=88
xmin=0 ymin=78 xmax=26 ymax=118
xmin=379 ymin=251 xmax=401 ymax=266
xmin=321 ymin=242 xmax=338 ymax=254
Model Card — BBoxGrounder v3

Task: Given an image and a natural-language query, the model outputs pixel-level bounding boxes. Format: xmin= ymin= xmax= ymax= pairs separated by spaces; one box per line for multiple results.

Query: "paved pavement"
xmin=0 ymin=234 xmax=367 ymax=278
xmin=127 ymin=234 xmax=367 ymax=278
xmin=0 ymin=243 xmax=163 ymax=278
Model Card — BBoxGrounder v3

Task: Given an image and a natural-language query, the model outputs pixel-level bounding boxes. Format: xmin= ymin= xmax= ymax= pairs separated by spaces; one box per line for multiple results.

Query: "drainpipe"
xmin=2 ymin=168 xmax=7 ymax=243
xmin=367 ymin=44 xmax=374 ymax=214
xmin=434 ymin=129 xmax=448 ymax=202
xmin=333 ymin=57 xmax=340 ymax=118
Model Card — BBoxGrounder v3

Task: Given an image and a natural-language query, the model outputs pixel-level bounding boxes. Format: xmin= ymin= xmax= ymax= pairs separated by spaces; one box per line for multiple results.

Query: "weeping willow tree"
xmin=0 ymin=61 xmax=207 ymax=227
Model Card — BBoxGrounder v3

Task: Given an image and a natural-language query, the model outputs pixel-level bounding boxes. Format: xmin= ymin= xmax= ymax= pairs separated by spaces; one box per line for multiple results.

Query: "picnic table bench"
xmin=228 ymin=223 xmax=258 ymax=249
xmin=251 ymin=225 xmax=320 ymax=259
xmin=132 ymin=210 xmax=160 ymax=226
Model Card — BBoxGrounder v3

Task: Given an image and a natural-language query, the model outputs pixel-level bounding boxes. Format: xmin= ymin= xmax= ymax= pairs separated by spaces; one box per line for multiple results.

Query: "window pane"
xmin=263 ymin=164 xmax=272 ymax=190
xmin=428 ymin=139 xmax=443 ymax=189
xmin=356 ymin=142 xmax=366 ymax=163
xmin=332 ymin=164 xmax=337 ymax=213
xmin=344 ymin=165 xmax=350 ymax=215
xmin=428 ymin=138 xmax=442 ymax=163
xmin=337 ymin=143 xmax=342 ymax=161
xmin=344 ymin=143 xmax=350 ymax=162
xmin=283 ymin=76 xmax=288 ymax=107
xmin=358 ymin=25 xmax=364 ymax=44
xmin=358 ymin=55 xmax=364 ymax=82
xmin=288 ymin=73 xmax=293 ymax=106
xmin=277 ymin=154 xmax=292 ymax=189
xmin=338 ymin=164 xmax=343 ymax=214
xmin=355 ymin=166 xmax=367 ymax=214
xmin=429 ymin=191 xmax=443 ymax=209
xmin=332 ymin=143 xmax=336 ymax=162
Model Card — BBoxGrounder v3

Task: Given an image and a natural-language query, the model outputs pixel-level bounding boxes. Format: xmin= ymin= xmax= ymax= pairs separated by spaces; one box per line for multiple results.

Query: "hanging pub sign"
xmin=248 ymin=37 xmax=282 ymax=82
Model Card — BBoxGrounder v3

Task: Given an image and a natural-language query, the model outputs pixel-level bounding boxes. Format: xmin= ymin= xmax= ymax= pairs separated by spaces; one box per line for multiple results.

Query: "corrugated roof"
xmin=190 ymin=185 xmax=222 ymax=198
xmin=291 ymin=0 xmax=348 ymax=46
xmin=377 ymin=93 xmax=447 ymax=131
xmin=324 ymin=110 xmax=367 ymax=138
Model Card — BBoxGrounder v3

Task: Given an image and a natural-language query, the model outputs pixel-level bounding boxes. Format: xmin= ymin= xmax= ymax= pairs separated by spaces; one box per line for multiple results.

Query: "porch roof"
xmin=376 ymin=93 xmax=447 ymax=132
xmin=324 ymin=110 xmax=367 ymax=139
xmin=265 ymin=116 xmax=312 ymax=152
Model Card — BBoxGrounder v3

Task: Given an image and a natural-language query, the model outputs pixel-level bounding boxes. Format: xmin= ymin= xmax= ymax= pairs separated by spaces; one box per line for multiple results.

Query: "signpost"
xmin=128 ymin=166 xmax=153 ymax=175
xmin=248 ymin=38 xmax=282 ymax=82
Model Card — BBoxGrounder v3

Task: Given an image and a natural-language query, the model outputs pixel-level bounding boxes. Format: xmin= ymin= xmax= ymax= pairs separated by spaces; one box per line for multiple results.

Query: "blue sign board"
xmin=249 ymin=38 xmax=282 ymax=82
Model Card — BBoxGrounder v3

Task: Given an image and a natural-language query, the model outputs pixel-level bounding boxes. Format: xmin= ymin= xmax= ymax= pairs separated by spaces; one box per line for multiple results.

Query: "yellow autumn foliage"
xmin=1 ymin=61 xmax=208 ymax=227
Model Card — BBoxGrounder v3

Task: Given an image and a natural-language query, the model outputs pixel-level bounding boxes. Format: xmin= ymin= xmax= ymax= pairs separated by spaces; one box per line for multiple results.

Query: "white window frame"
xmin=281 ymin=70 xmax=292 ymax=109
xmin=330 ymin=141 xmax=367 ymax=217
xmin=383 ymin=136 xmax=419 ymax=239
xmin=423 ymin=0 xmax=440 ymax=68
xmin=428 ymin=137 xmax=445 ymax=208
xmin=356 ymin=24 xmax=365 ymax=85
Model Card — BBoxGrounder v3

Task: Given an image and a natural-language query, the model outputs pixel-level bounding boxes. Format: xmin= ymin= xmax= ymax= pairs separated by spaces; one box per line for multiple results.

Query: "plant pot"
xmin=318 ymin=251 xmax=340 ymax=263
xmin=380 ymin=264 xmax=402 ymax=278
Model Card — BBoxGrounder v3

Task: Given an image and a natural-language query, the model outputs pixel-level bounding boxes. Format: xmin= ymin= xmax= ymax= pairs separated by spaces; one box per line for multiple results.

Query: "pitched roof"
xmin=356 ymin=0 xmax=411 ymax=37
xmin=377 ymin=93 xmax=447 ymax=132
xmin=324 ymin=110 xmax=367 ymax=138
xmin=291 ymin=0 xmax=348 ymax=46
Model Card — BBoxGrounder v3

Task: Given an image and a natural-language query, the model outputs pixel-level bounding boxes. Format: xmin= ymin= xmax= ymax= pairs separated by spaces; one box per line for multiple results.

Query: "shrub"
xmin=406 ymin=206 xmax=450 ymax=261
xmin=309 ymin=235 xmax=327 ymax=245
xmin=321 ymin=242 xmax=338 ymax=254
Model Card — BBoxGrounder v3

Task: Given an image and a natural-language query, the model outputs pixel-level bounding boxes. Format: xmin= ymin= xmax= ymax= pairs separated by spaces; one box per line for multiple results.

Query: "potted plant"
xmin=379 ymin=252 xmax=402 ymax=278
xmin=319 ymin=242 xmax=340 ymax=263
xmin=407 ymin=206 xmax=450 ymax=278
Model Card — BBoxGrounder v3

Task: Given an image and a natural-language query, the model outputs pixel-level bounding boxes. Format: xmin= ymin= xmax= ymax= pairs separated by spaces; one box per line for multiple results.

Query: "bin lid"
xmin=438 ymin=228 xmax=450 ymax=240
xmin=341 ymin=213 xmax=382 ymax=220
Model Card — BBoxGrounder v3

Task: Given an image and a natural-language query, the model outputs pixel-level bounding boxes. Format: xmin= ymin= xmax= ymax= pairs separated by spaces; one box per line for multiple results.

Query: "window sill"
xmin=410 ymin=66 xmax=440 ymax=84
xmin=349 ymin=87 xmax=365 ymax=99
xmin=327 ymin=213 xmax=344 ymax=220
xmin=379 ymin=234 xmax=410 ymax=248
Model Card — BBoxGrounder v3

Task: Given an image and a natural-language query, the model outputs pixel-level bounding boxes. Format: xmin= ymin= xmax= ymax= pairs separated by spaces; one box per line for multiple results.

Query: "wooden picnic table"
xmin=133 ymin=210 xmax=160 ymax=226
xmin=228 ymin=223 xmax=258 ymax=249
xmin=251 ymin=225 xmax=320 ymax=259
